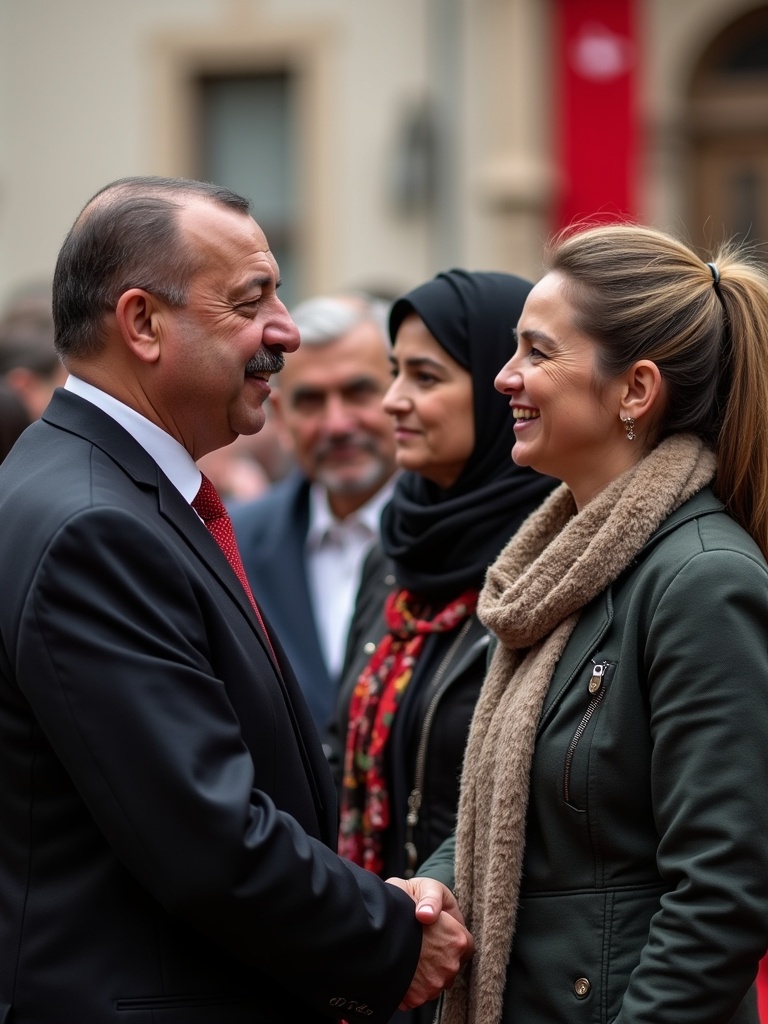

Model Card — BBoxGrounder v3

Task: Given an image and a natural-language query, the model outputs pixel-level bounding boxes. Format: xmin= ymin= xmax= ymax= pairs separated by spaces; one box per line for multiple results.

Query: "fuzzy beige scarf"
xmin=440 ymin=434 xmax=716 ymax=1024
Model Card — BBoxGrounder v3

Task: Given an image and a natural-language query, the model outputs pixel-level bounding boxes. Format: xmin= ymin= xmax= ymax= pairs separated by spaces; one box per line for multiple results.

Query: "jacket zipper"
xmin=563 ymin=659 xmax=609 ymax=805
xmin=404 ymin=618 xmax=474 ymax=877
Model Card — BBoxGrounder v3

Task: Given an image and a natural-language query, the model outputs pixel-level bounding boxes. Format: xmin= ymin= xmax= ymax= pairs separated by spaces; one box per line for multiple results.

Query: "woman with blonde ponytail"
xmin=415 ymin=224 xmax=768 ymax=1024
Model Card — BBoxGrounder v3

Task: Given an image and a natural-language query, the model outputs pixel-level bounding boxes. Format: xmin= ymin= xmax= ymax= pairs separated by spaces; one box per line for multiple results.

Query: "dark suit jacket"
xmin=0 ymin=390 xmax=421 ymax=1024
xmin=231 ymin=472 xmax=337 ymax=739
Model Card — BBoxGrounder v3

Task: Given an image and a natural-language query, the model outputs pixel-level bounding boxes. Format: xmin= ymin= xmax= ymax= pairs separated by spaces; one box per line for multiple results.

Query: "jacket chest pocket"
xmin=563 ymin=658 xmax=616 ymax=810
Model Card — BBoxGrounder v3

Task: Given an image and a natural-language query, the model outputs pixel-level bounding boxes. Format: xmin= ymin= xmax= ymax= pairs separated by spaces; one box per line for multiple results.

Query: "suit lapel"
xmin=157 ymin=480 xmax=333 ymax=829
xmin=45 ymin=389 xmax=282 ymax=675
xmin=44 ymin=389 xmax=334 ymax=834
xmin=249 ymin=478 xmax=332 ymax=691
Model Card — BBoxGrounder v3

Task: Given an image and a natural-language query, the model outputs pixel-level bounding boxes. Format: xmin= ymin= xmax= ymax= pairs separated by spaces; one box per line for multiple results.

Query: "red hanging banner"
xmin=554 ymin=0 xmax=639 ymax=229
xmin=758 ymin=955 xmax=768 ymax=1023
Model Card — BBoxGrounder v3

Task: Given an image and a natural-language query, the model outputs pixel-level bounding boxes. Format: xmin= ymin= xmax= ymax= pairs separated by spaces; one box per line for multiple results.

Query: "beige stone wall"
xmin=461 ymin=0 xmax=556 ymax=281
xmin=0 ymin=0 xmax=435 ymax=308
xmin=642 ymin=0 xmax=768 ymax=233
xmin=0 ymin=0 xmax=765 ymax=312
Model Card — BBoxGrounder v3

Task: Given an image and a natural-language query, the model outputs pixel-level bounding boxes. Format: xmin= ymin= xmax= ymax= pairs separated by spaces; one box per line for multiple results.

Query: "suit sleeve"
xmin=17 ymin=505 xmax=422 ymax=1022
xmin=616 ymin=547 xmax=768 ymax=1022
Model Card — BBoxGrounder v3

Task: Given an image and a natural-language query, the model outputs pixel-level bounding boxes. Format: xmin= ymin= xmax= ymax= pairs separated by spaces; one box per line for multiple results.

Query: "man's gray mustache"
xmin=315 ymin=436 xmax=379 ymax=459
xmin=246 ymin=350 xmax=285 ymax=375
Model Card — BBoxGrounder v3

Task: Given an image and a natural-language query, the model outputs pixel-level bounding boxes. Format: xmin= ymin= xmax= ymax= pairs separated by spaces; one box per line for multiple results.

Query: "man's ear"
xmin=114 ymin=289 xmax=162 ymax=363
xmin=620 ymin=359 xmax=663 ymax=424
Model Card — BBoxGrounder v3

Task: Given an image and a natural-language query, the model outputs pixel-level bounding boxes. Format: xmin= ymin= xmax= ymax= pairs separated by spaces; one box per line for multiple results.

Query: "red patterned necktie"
xmin=192 ymin=474 xmax=278 ymax=663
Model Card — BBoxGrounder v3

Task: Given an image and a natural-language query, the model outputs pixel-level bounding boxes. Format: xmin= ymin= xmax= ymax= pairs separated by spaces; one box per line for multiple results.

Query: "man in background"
xmin=0 ymin=383 xmax=31 ymax=463
xmin=0 ymin=282 xmax=66 ymax=419
xmin=232 ymin=293 xmax=398 ymax=748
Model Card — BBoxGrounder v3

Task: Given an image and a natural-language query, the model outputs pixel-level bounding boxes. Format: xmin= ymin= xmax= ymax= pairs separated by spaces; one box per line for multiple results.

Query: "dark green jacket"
xmin=420 ymin=488 xmax=768 ymax=1023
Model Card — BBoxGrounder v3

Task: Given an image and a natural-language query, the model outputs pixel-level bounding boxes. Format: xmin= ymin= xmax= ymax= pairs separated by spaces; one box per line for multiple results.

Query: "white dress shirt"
xmin=64 ymin=375 xmax=202 ymax=501
xmin=305 ymin=478 xmax=395 ymax=681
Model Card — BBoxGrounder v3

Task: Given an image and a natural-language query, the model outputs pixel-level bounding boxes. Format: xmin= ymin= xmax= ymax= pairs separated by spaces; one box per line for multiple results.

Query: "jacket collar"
xmin=44 ymin=387 xmax=161 ymax=487
xmin=537 ymin=485 xmax=723 ymax=731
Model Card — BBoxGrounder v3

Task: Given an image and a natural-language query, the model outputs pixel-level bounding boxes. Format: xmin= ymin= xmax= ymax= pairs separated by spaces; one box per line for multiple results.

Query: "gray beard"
xmin=315 ymin=457 xmax=392 ymax=498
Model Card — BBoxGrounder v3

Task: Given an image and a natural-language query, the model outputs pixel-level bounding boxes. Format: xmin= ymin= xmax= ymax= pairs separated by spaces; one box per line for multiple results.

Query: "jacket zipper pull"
xmin=588 ymin=661 xmax=607 ymax=695
xmin=404 ymin=789 xmax=422 ymax=878
xmin=406 ymin=788 xmax=422 ymax=827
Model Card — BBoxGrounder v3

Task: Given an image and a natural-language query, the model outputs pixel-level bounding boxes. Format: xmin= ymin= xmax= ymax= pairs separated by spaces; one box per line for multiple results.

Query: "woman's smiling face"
xmin=494 ymin=271 xmax=640 ymax=509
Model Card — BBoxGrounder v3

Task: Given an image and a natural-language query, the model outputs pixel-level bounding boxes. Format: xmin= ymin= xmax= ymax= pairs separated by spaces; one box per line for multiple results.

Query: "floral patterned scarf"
xmin=338 ymin=586 xmax=478 ymax=875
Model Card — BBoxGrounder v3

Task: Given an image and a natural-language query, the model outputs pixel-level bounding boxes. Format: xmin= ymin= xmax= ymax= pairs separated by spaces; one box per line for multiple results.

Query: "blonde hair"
xmin=547 ymin=224 xmax=768 ymax=558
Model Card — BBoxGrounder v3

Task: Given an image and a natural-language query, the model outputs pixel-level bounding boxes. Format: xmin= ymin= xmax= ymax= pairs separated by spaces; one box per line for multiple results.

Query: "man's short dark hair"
xmin=52 ymin=176 xmax=251 ymax=358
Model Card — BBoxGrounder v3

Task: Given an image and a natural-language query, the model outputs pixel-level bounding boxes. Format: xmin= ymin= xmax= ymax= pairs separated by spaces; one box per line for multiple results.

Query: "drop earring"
xmin=622 ymin=416 xmax=636 ymax=441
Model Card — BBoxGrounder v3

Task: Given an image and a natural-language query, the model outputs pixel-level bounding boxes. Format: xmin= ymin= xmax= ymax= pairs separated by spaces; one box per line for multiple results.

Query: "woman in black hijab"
xmin=336 ymin=271 xmax=557 ymax=918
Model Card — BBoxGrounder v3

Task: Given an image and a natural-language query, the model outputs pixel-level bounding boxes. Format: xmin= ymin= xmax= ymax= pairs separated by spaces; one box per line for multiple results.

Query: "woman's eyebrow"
xmin=394 ymin=356 xmax=447 ymax=370
xmin=519 ymin=328 xmax=555 ymax=345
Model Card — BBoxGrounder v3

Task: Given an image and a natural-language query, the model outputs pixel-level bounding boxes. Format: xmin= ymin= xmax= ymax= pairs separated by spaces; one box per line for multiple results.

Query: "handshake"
xmin=386 ymin=877 xmax=474 ymax=1011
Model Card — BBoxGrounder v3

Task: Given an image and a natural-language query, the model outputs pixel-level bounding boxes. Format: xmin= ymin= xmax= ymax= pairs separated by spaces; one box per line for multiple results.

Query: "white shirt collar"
xmin=64 ymin=375 xmax=202 ymax=502
xmin=306 ymin=475 xmax=396 ymax=550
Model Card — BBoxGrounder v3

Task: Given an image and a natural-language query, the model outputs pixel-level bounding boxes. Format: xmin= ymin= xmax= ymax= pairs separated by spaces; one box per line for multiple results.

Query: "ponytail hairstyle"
xmin=546 ymin=223 xmax=768 ymax=558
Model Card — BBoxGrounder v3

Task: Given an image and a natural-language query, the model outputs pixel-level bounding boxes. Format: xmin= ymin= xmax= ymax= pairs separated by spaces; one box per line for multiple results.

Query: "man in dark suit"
xmin=232 ymin=293 xmax=398 ymax=749
xmin=0 ymin=176 xmax=471 ymax=1023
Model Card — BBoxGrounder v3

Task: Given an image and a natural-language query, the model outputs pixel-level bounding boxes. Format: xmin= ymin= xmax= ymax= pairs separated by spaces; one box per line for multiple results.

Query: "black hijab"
xmin=380 ymin=269 xmax=558 ymax=598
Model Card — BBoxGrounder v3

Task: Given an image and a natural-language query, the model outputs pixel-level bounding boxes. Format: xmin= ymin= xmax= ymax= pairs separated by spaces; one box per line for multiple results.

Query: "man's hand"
xmin=385 ymin=875 xmax=465 ymax=926
xmin=386 ymin=877 xmax=474 ymax=1009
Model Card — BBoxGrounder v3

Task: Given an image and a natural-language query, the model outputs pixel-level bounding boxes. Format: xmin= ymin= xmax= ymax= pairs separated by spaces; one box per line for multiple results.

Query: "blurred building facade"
xmin=0 ymin=0 xmax=766 ymax=311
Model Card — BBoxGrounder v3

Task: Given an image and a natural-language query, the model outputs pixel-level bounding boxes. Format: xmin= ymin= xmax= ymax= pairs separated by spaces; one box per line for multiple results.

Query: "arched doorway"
xmin=687 ymin=6 xmax=768 ymax=257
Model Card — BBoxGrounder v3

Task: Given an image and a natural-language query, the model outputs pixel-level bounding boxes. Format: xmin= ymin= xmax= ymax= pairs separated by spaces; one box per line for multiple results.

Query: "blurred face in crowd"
xmin=2 ymin=364 xmax=67 ymax=420
xmin=271 ymin=318 xmax=397 ymax=518
xmin=383 ymin=313 xmax=474 ymax=489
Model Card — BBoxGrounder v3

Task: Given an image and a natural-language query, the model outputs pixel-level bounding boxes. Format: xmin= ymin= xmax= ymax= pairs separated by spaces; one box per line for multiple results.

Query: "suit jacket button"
xmin=364 ymin=641 xmax=377 ymax=655
xmin=574 ymin=977 xmax=591 ymax=998
xmin=384 ymin=574 xmax=396 ymax=585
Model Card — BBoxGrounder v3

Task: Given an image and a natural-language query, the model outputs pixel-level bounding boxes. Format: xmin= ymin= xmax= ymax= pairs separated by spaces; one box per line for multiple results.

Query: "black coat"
xmin=337 ymin=545 xmax=490 ymax=880
xmin=0 ymin=390 xmax=421 ymax=1024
